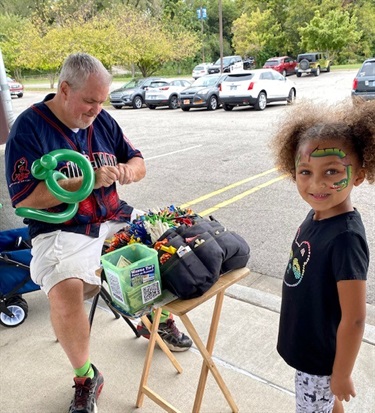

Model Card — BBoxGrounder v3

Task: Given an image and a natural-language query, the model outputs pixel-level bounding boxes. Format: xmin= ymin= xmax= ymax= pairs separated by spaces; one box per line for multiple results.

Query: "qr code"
xmin=141 ymin=281 xmax=161 ymax=304
xmin=106 ymin=270 xmax=125 ymax=305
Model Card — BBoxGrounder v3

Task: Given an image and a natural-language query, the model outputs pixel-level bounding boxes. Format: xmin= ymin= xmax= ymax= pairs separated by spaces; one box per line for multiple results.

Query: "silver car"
xmin=352 ymin=58 xmax=375 ymax=102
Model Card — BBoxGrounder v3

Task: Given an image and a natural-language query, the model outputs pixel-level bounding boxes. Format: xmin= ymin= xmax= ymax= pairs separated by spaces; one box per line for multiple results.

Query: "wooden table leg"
xmin=179 ymin=292 xmax=239 ymax=413
xmin=136 ymin=308 xmax=183 ymax=408
xmin=141 ymin=314 xmax=183 ymax=374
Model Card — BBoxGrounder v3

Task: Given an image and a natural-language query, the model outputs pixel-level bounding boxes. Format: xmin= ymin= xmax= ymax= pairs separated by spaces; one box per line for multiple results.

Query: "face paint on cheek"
xmin=331 ymin=164 xmax=352 ymax=191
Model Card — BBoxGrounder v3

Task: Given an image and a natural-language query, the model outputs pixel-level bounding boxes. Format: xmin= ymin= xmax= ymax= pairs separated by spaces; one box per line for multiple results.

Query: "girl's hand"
xmin=330 ymin=373 xmax=356 ymax=402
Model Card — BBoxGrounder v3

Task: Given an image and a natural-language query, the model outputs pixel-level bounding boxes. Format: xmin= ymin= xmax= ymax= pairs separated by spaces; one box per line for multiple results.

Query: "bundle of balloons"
xmin=15 ymin=149 xmax=94 ymax=224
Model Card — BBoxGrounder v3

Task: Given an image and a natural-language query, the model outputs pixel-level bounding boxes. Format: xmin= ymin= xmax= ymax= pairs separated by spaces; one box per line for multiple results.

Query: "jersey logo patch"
xmin=12 ymin=157 xmax=31 ymax=182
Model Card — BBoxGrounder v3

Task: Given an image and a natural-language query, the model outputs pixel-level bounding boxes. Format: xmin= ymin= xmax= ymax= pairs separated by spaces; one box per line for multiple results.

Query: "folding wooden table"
xmin=136 ymin=267 xmax=250 ymax=413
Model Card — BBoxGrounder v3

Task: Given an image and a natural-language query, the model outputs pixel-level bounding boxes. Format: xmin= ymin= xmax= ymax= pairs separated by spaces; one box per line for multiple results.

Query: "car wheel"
xmin=296 ymin=72 xmax=302 ymax=78
xmin=223 ymin=103 xmax=234 ymax=111
xmin=287 ymin=89 xmax=296 ymax=104
xmin=207 ymin=95 xmax=218 ymax=111
xmin=147 ymin=105 xmax=156 ymax=110
xmin=314 ymin=66 xmax=320 ymax=76
xmin=169 ymin=95 xmax=179 ymax=110
xmin=113 ymin=105 xmax=123 ymax=109
xmin=326 ymin=65 xmax=330 ymax=72
xmin=17 ymin=93 xmax=23 ymax=98
xmin=254 ymin=91 xmax=267 ymax=111
xmin=132 ymin=96 xmax=143 ymax=109
xmin=181 ymin=107 xmax=190 ymax=112
xmin=282 ymin=70 xmax=287 ymax=77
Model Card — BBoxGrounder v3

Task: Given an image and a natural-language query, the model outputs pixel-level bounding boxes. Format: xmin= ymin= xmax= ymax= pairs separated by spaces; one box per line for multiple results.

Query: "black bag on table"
xmin=156 ymin=217 xmax=250 ymax=299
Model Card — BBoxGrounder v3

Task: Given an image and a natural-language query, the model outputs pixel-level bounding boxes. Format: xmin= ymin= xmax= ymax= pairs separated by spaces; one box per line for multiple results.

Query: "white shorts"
xmin=30 ymin=210 xmax=143 ymax=299
xmin=295 ymin=370 xmax=335 ymax=413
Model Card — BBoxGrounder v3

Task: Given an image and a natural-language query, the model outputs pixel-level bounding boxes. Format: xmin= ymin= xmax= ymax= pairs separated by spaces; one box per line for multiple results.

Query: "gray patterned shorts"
xmin=295 ymin=370 xmax=335 ymax=413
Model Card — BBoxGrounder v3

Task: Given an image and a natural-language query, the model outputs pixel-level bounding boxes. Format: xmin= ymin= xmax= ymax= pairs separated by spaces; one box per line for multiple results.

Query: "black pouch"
xmin=159 ymin=249 xmax=217 ymax=299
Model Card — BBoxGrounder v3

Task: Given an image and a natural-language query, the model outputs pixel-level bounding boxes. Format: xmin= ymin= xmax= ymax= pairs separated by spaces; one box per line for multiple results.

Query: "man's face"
xmin=61 ymin=74 xmax=109 ymax=129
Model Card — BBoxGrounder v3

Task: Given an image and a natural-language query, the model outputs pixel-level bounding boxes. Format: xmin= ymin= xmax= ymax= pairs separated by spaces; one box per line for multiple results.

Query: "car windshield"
xmin=214 ymin=57 xmax=233 ymax=66
xmin=298 ymin=54 xmax=315 ymax=62
xmin=194 ymin=66 xmax=205 ymax=70
xmin=265 ymin=60 xmax=279 ymax=66
xmin=193 ymin=75 xmax=220 ymax=87
xmin=121 ymin=79 xmax=144 ymax=89
xmin=359 ymin=62 xmax=375 ymax=76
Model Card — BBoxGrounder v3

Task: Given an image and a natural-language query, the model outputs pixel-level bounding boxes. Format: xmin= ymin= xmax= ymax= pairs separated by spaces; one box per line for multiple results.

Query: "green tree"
xmin=298 ymin=9 xmax=361 ymax=60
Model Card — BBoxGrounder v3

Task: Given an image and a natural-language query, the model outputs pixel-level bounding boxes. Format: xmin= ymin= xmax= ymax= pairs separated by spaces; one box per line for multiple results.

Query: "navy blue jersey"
xmin=5 ymin=93 xmax=144 ymax=239
xmin=277 ymin=209 xmax=368 ymax=375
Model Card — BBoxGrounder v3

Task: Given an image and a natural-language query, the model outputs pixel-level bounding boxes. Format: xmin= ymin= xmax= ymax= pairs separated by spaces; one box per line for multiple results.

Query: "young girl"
xmin=271 ymin=99 xmax=375 ymax=413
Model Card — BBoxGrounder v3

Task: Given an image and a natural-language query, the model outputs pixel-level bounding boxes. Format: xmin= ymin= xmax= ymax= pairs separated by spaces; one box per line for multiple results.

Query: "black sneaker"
xmin=137 ymin=315 xmax=193 ymax=352
xmin=69 ymin=364 xmax=104 ymax=413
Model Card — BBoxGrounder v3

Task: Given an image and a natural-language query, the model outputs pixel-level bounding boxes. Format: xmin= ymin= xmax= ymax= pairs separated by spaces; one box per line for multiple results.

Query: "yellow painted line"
xmin=180 ymin=168 xmax=278 ymax=209
xmin=198 ymin=175 xmax=287 ymax=216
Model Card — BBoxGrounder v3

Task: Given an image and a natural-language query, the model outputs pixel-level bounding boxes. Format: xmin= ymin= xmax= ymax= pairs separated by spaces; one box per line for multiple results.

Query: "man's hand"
xmin=117 ymin=163 xmax=136 ymax=185
xmin=94 ymin=166 xmax=120 ymax=189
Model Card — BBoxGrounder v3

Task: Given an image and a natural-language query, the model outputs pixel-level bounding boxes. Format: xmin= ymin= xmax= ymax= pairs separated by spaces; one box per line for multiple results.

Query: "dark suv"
xmin=295 ymin=52 xmax=331 ymax=77
xmin=109 ymin=77 xmax=166 ymax=109
xmin=208 ymin=56 xmax=243 ymax=74
xmin=352 ymin=58 xmax=375 ymax=102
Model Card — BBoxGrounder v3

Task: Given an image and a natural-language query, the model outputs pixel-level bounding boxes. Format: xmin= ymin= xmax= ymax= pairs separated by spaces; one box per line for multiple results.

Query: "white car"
xmin=192 ymin=63 xmax=210 ymax=79
xmin=219 ymin=69 xmax=296 ymax=111
xmin=145 ymin=79 xmax=192 ymax=109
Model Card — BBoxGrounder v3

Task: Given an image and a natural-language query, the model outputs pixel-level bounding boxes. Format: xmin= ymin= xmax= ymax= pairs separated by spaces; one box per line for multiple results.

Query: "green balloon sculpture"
xmin=15 ymin=149 xmax=95 ymax=224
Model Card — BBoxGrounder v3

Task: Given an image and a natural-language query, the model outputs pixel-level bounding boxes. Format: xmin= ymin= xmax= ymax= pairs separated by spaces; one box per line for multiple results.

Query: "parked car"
xmin=218 ymin=69 xmax=296 ymax=111
xmin=109 ymin=77 xmax=167 ymax=109
xmin=263 ymin=56 xmax=297 ymax=77
xmin=4 ymin=77 xmax=24 ymax=98
xmin=145 ymin=79 xmax=192 ymax=109
xmin=179 ymin=73 xmax=227 ymax=111
xmin=295 ymin=52 xmax=331 ymax=77
xmin=351 ymin=58 xmax=375 ymax=102
xmin=192 ymin=63 xmax=211 ymax=79
xmin=243 ymin=56 xmax=256 ymax=70
xmin=207 ymin=56 xmax=243 ymax=74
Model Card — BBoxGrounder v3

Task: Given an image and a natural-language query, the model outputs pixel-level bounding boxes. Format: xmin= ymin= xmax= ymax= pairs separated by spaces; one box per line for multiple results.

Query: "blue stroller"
xmin=0 ymin=227 xmax=40 ymax=327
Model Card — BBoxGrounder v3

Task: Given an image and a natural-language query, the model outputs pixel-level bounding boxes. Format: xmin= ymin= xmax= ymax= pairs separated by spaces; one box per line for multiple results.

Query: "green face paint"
xmin=310 ymin=147 xmax=351 ymax=192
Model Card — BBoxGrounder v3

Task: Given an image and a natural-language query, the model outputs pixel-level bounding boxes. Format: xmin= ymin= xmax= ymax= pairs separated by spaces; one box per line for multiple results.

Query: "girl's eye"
xmin=326 ymin=169 xmax=338 ymax=176
xmin=299 ymin=170 xmax=311 ymax=175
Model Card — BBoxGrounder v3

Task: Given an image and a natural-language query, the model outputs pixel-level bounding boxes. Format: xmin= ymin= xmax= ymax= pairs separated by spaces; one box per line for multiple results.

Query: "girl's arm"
xmin=330 ymin=279 xmax=366 ymax=402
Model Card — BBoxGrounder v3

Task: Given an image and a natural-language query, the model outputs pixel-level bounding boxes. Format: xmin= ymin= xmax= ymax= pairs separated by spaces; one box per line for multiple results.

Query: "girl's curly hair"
xmin=271 ymin=98 xmax=375 ymax=183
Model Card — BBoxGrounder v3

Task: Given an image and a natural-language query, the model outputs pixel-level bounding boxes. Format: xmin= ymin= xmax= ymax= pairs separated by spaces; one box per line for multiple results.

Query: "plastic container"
xmin=101 ymin=243 xmax=162 ymax=315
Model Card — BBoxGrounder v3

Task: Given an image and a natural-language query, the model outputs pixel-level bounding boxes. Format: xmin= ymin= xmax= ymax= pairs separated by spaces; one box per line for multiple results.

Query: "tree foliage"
xmin=298 ymin=9 xmax=361 ymax=59
xmin=0 ymin=0 xmax=374 ymax=78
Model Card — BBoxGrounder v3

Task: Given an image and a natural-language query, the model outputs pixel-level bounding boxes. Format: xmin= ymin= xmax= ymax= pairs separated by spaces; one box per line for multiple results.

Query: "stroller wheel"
xmin=0 ymin=298 xmax=28 ymax=328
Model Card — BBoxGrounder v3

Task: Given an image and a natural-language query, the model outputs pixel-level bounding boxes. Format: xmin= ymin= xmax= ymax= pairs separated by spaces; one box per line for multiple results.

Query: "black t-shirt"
xmin=277 ymin=209 xmax=368 ymax=376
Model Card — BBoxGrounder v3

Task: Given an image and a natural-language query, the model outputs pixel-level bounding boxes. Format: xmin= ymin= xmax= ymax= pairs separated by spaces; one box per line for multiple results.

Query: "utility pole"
xmin=218 ymin=0 xmax=223 ymax=73
xmin=0 ymin=47 xmax=15 ymax=144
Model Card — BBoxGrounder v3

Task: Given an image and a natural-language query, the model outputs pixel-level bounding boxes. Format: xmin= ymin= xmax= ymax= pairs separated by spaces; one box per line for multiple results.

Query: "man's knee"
xmin=49 ymin=278 xmax=85 ymax=316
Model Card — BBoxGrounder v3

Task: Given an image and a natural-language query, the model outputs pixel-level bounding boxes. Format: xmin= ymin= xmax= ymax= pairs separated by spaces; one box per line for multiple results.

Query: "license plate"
xmin=230 ymin=85 xmax=237 ymax=91
xmin=149 ymin=95 xmax=156 ymax=99
xmin=183 ymin=99 xmax=190 ymax=104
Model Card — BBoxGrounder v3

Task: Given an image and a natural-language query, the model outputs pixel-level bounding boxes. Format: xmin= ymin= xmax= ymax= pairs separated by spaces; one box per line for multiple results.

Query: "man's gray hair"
xmin=58 ymin=53 xmax=112 ymax=89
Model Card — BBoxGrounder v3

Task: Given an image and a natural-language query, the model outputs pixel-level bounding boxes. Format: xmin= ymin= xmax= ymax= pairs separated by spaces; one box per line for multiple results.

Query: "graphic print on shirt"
xmin=11 ymin=157 xmax=31 ymax=183
xmin=284 ymin=227 xmax=311 ymax=287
